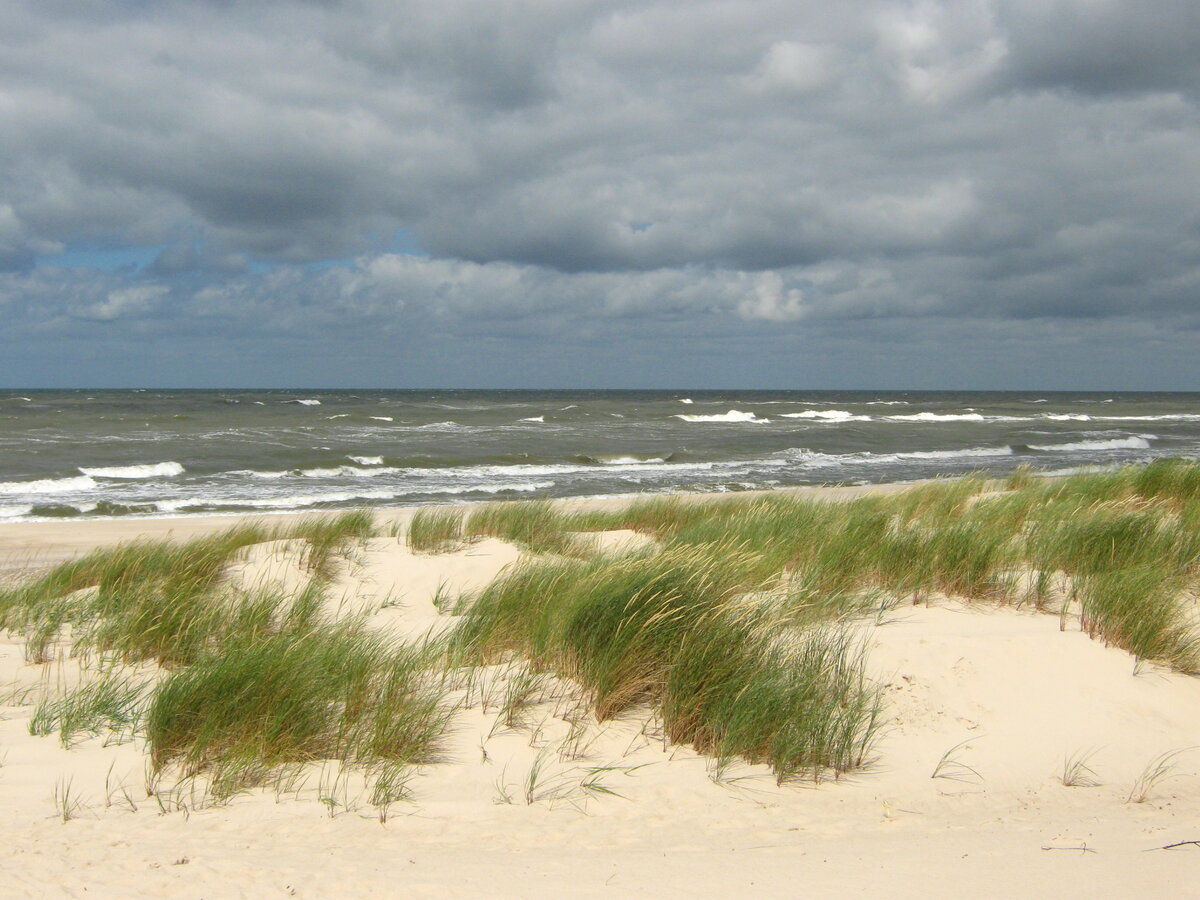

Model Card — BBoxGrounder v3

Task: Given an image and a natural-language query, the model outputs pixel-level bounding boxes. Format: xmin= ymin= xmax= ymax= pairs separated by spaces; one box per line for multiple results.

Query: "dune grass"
xmin=465 ymin=500 xmax=581 ymax=556
xmin=145 ymin=619 xmax=452 ymax=797
xmin=1 ymin=509 xmax=456 ymax=803
xmin=29 ymin=669 xmax=149 ymax=748
xmin=407 ymin=507 xmax=465 ymax=553
xmin=453 ymin=543 xmax=881 ymax=781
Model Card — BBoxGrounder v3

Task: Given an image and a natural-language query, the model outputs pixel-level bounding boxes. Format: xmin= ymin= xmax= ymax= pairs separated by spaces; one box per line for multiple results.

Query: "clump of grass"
xmin=1076 ymin=567 xmax=1200 ymax=671
xmin=1131 ymin=458 xmax=1200 ymax=506
xmin=1006 ymin=464 xmax=1036 ymax=490
xmin=1126 ymin=748 xmax=1190 ymax=803
xmin=407 ymin=507 xmax=465 ymax=553
xmin=455 ymin=543 xmax=881 ymax=781
xmin=930 ymin=737 xmax=984 ymax=784
xmin=144 ymin=618 xmax=452 ymax=793
xmin=1060 ymin=749 xmax=1101 ymax=787
xmin=30 ymin=669 xmax=149 ymax=748
xmin=465 ymin=501 xmax=578 ymax=556
xmin=285 ymin=510 xmax=376 ymax=580
xmin=52 ymin=775 xmax=86 ymax=823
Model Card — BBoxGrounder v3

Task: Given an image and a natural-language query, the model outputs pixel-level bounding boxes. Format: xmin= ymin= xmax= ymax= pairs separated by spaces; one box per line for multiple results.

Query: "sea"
xmin=1 ymin=390 xmax=1198 ymax=522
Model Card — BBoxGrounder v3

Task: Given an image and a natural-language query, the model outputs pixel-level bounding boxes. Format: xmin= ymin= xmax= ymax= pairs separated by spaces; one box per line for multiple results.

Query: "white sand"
xmin=2 ymin=490 xmax=1200 ymax=897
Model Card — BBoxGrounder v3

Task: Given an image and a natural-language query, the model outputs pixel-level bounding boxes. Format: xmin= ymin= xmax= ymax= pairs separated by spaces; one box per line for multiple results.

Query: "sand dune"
xmin=2 ymin=488 xmax=1199 ymax=897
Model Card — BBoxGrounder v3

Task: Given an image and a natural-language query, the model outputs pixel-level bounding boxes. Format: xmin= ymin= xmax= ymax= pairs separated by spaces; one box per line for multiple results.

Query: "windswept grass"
xmin=145 ymin=620 xmax=452 ymax=795
xmin=30 ymin=669 xmax=149 ymax=747
xmin=284 ymin=510 xmax=377 ymax=579
xmin=2 ymin=510 xmax=456 ymax=805
xmin=466 ymin=500 xmax=579 ymax=556
xmin=454 ymin=543 xmax=881 ymax=781
xmin=407 ymin=507 xmax=465 ymax=553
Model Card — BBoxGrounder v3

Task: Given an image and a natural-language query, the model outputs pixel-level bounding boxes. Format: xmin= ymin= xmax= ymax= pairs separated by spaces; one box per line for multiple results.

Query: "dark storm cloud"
xmin=1 ymin=0 xmax=1199 ymax=386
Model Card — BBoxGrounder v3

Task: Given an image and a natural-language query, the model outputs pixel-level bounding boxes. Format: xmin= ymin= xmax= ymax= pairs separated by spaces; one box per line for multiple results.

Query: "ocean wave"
xmin=370 ymin=416 xmax=394 ymax=422
xmin=419 ymin=481 xmax=555 ymax=496
xmin=78 ymin=461 xmax=185 ymax=479
xmin=158 ymin=490 xmax=399 ymax=511
xmin=285 ymin=399 xmax=322 ymax=406
xmin=0 ymin=504 xmax=33 ymax=518
xmin=780 ymin=410 xmax=871 ymax=422
xmin=885 ymin=412 xmax=987 ymax=422
xmin=0 ymin=475 xmax=98 ymax=495
xmin=585 ymin=455 xmax=671 ymax=466
xmin=1093 ymin=414 xmax=1200 ymax=422
xmin=678 ymin=398 xmax=694 ymax=404
xmin=521 ymin=416 xmax=545 ymax=423
xmin=348 ymin=456 xmax=383 ymax=466
xmin=1028 ymin=436 xmax=1154 ymax=452
xmin=299 ymin=465 xmax=402 ymax=478
xmin=414 ymin=421 xmax=464 ymax=431
xmin=783 ymin=445 xmax=1014 ymax=468
xmin=325 ymin=414 xmax=350 ymax=419
xmin=675 ymin=410 xmax=769 ymax=424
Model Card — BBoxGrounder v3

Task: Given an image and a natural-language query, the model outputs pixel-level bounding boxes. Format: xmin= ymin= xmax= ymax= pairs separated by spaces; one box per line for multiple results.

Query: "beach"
xmin=3 ymin=477 xmax=1200 ymax=898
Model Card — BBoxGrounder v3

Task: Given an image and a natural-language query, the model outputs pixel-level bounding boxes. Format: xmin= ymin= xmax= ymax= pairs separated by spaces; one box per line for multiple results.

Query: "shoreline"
xmin=0 ymin=480 xmax=922 ymax=578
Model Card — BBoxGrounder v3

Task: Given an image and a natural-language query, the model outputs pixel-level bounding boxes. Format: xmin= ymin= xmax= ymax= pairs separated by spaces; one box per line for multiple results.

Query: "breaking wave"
xmin=78 ymin=461 xmax=185 ymax=479
xmin=675 ymin=410 xmax=769 ymax=424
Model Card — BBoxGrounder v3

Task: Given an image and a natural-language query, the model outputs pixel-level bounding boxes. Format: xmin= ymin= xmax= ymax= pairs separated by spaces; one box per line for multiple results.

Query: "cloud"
xmin=0 ymin=0 xmax=1198 ymax=386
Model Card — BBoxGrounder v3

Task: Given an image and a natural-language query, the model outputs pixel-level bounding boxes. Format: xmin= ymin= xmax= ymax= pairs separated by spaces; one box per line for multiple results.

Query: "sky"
xmin=1 ymin=0 xmax=1198 ymax=390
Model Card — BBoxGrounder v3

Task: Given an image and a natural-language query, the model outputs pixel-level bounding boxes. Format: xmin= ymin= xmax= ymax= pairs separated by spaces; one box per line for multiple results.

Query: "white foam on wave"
xmin=678 ymin=398 xmax=694 ymax=404
xmin=675 ymin=410 xmax=769 ymax=424
xmin=415 ymin=421 xmax=463 ymax=431
xmin=781 ymin=410 xmax=871 ymax=422
xmin=348 ymin=456 xmax=383 ymax=466
xmin=594 ymin=456 xmax=669 ymax=466
xmin=325 ymin=414 xmax=350 ymax=420
xmin=886 ymin=412 xmax=987 ymax=422
xmin=1042 ymin=414 xmax=1092 ymax=421
xmin=79 ymin=461 xmax=185 ymax=479
xmin=1095 ymin=414 xmax=1200 ymax=422
xmin=370 ymin=416 xmax=394 ymax=422
xmin=2 ymin=397 xmax=33 ymax=403
xmin=783 ymin=445 xmax=1013 ymax=468
xmin=1029 ymin=436 xmax=1153 ymax=452
xmin=421 ymin=481 xmax=554 ymax=496
xmin=0 ymin=505 xmax=33 ymax=518
xmin=299 ymin=465 xmax=401 ymax=479
xmin=284 ymin=399 xmax=322 ymax=406
xmin=158 ymin=490 xmax=399 ymax=511
xmin=521 ymin=416 xmax=545 ymax=423
xmin=0 ymin=475 xmax=98 ymax=495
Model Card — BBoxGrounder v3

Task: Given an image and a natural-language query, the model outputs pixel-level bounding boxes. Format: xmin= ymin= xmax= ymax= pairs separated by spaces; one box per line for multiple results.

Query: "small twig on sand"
xmin=1146 ymin=840 xmax=1200 ymax=852
xmin=1041 ymin=844 xmax=1097 ymax=854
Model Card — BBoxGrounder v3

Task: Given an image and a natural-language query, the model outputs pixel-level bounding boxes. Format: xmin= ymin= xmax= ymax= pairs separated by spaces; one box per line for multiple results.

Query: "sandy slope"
xmin=2 ymin=493 xmax=1200 ymax=898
